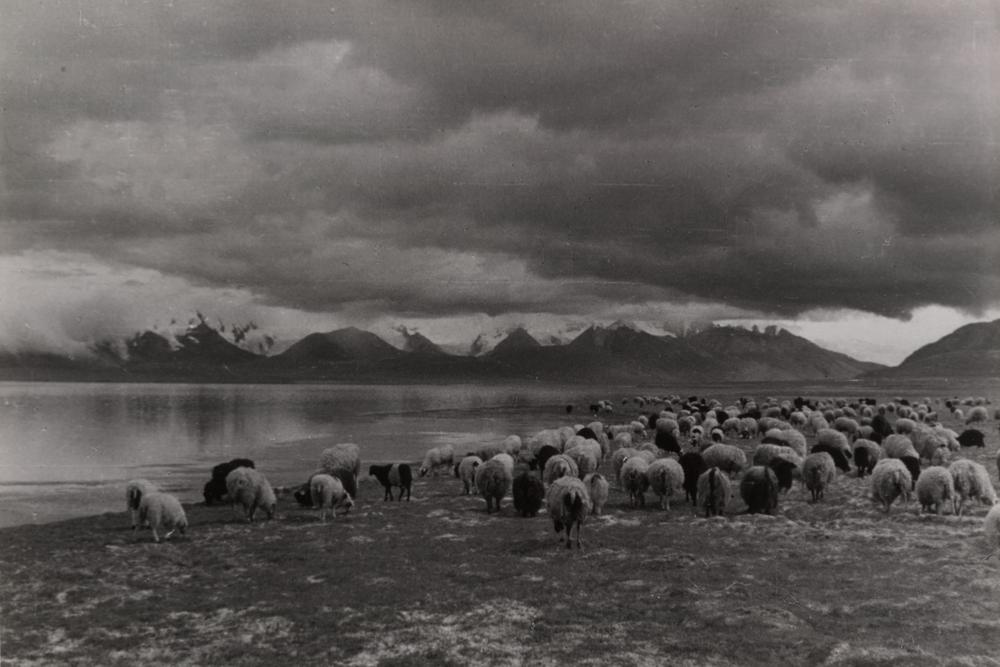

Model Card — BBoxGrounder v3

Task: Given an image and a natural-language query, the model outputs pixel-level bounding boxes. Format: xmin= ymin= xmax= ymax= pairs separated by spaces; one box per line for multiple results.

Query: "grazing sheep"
xmin=490 ymin=453 xmax=516 ymax=478
xmin=810 ymin=443 xmax=851 ymax=474
xmin=454 ymin=455 xmax=483 ymax=495
xmin=870 ymin=459 xmax=913 ymax=513
xmin=958 ymin=429 xmax=986 ymax=448
xmin=226 ymin=467 xmax=277 ymax=523
xmin=320 ymin=443 xmax=361 ymax=480
xmin=203 ymin=458 xmax=255 ymax=505
xmin=126 ymin=479 xmax=158 ymax=531
xmin=475 ymin=458 xmax=513 ymax=514
xmin=620 ymin=456 xmax=651 ymax=508
xmin=852 ymin=439 xmax=883 ymax=478
xmin=910 ymin=427 xmax=948 ymax=461
xmin=583 ymin=473 xmax=609 ymax=516
xmin=740 ymin=466 xmax=780 ymax=515
xmin=737 ymin=417 xmax=758 ymax=439
xmin=680 ymin=451 xmax=708 ymax=505
xmin=368 ymin=463 xmax=413 ymax=501
xmin=802 ymin=452 xmax=836 ymax=503
xmin=967 ymin=406 xmax=989 ymax=425
xmin=894 ymin=418 xmax=918 ymax=435
xmin=948 ymin=459 xmax=998 ymax=516
xmin=546 ymin=476 xmax=591 ymax=549
xmin=696 ymin=467 xmax=731 ymax=517
xmin=309 ymin=473 xmax=354 ymax=521
xmin=610 ymin=447 xmax=639 ymax=486
xmin=419 ymin=445 xmax=455 ymax=477
xmin=543 ymin=453 xmax=580 ymax=485
xmin=774 ymin=429 xmax=807 ymax=457
xmin=565 ymin=441 xmax=601 ymax=477
xmin=646 ymin=458 xmax=685 ymax=510
xmin=930 ymin=446 xmax=952 ymax=467
xmin=915 ymin=466 xmax=956 ymax=515
xmin=816 ymin=429 xmax=851 ymax=457
xmin=512 ymin=467 xmax=545 ymax=517
xmin=701 ymin=443 xmax=747 ymax=477
xmin=476 ymin=442 xmax=504 ymax=462
xmin=293 ymin=468 xmax=356 ymax=508
xmin=137 ymin=492 xmax=187 ymax=543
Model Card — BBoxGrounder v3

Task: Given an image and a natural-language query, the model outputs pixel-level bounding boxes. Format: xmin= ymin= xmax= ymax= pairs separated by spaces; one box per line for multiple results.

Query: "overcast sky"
xmin=1 ymin=1 xmax=998 ymax=364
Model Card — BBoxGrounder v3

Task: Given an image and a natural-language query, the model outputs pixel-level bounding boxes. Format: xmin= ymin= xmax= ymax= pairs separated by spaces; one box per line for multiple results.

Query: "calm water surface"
xmin=2 ymin=379 xmax=996 ymax=528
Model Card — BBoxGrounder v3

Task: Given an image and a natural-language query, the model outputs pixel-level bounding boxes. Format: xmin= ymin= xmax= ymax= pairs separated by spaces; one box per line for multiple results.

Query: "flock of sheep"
xmin=124 ymin=392 xmax=1000 ymax=553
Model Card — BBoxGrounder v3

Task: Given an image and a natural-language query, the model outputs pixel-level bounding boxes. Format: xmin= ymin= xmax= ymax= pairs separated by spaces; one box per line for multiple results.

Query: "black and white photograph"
xmin=1 ymin=1 xmax=999 ymax=663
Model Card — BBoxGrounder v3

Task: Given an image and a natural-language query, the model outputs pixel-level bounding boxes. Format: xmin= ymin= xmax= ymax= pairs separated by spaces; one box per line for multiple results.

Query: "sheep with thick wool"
xmin=802 ymin=452 xmax=836 ymax=503
xmin=646 ymin=458 xmax=685 ymax=510
xmin=948 ymin=459 xmax=998 ymax=516
xmin=610 ymin=447 xmax=639 ymax=485
xmin=137 ymin=492 xmax=187 ymax=543
xmin=546 ymin=476 xmax=591 ymax=549
xmin=419 ymin=445 xmax=455 ymax=477
xmin=701 ymin=443 xmax=747 ymax=477
xmin=620 ymin=456 xmax=651 ymax=508
xmin=320 ymin=443 xmax=361 ymax=480
xmin=309 ymin=473 xmax=354 ymax=521
xmin=983 ymin=503 xmax=1000 ymax=557
xmin=870 ymin=459 xmax=912 ymax=513
xmin=696 ymin=467 xmax=731 ymax=517
xmin=543 ymin=453 xmax=579 ymax=485
xmin=966 ymin=406 xmax=989 ymax=425
xmin=852 ymin=439 xmax=883 ymax=478
xmin=226 ymin=467 xmax=277 ymax=523
xmin=680 ymin=451 xmax=707 ymax=505
xmin=512 ymin=466 xmax=545 ymax=518
xmin=126 ymin=479 xmax=158 ymax=531
xmin=740 ymin=466 xmax=780 ymax=515
xmin=915 ymin=466 xmax=956 ymax=515
xmin=454 ymin=455 xmax=483 ymax=495
xmin=475 ymin=458 xmax=512 ymax=514
xmin=583 ymin=472 xmax=609 ymax=516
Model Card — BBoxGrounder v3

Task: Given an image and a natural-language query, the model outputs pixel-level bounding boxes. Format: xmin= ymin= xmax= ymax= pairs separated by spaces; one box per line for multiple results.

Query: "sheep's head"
xmin=339 ymin=494 xmax=355 ymax=513
xmin=419 ymin=466 xmax=429 ymax=477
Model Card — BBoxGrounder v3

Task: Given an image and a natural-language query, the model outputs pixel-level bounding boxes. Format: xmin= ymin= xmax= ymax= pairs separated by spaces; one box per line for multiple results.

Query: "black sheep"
xmin=740 ymin=465 xmax=779 ymax=515
xmin=898 ymin=456 xmax=921 ymax=490
xmin=767 ymin=458 xmax=797 ymax=494
xmin=810 ymin=443 xmax=851 ymax=473
xmin=512 ymin=468 xmax=545 ymax=517
xmin=533 ymin=445 xmax=560 ymax=474
xmin=655 ymin=429 xmax=681 ymax=455
xmin=958 ymin=429 xmax=986 ymax=448
xmin=368 ymin=463 xmax=413 ymax=501
xmin=853 ymin=447 xmax=877 ymax=478
xmin=294 ymin=468 xmax=358 ymax=507
xmin=203 ymin=458 xmax=255 ymax=505
xmin=575 ymin=426 xmax=599 ymax=442
xmin=679 ymin=451 xmax=707 ymax=505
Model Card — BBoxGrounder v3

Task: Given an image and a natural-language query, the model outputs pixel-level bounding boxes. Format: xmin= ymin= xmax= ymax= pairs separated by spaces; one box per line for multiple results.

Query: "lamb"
xmin=802 ymin=452 xmax=836 ymax=503
xmin=543 ymin=453 xmax=580 ymax=485
xmin=740 ymin=466 xmax=779 ymax=515
xmin=696 ymin=467 xmax=731 ymax=517
xmin=320 ymin=443 xmax=361 ymax=480
xmin=137 ymin=492 xmax=187 ymax=543
xmin=202 ymin=458 xmax=255 ymax=505
xmin=546 ymin=476 xmax=591 ymax=549
xmin=958 ymin=429 xmax=986 ymax=448
xmin=419 ymin=445 xmax=455 ymax=477
xmin=680 ymin=451 xmax=708 ymax=505
xmin=512 ymin=467 xmax=545 ymax=517
xmin=309 ymin=473 xmax=354 ymax=521
xmin=475 ymin=458 xmax=512 ymax=513
xmin=454 ymin=455 xmax=483 ymax=495
xmin=226 ymin=467 xmax=277 ymax=522
xmin=700 ymin=443 xmax=747 ymax=477
xmin=583 ymin=473 xmax=609 ymax=516
xmin=852 ymin=439 xmax=883 ymax=478
xmin=870 ymin=459 xmax=913 ymax=513
xmin=646 ymin=458 xmax=685 ymax=510
xmin=620 ymin=456 xmax=651 ymax=508
xmin=293 ymin=468 xmax=357 ymax=508
xmin=948 ymin=459 xmax=998 ymax=516
xmin=368 ymin=463 xmax=413 ymax=501
xmin=126 ymin=479 xmax=158 ymax=531
xmin=915 ymin=466 xmax=956 ymax=515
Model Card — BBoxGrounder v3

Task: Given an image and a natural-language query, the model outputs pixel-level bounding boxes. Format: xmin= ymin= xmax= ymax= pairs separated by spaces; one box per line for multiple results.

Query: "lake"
xmin=2 ymin=378 xmax=997 ymax=528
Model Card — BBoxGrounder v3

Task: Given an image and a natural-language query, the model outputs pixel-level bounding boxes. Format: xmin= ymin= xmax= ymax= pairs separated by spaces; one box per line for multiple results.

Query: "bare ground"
xmin=3 ymin=423 xmax=1000 ymax=665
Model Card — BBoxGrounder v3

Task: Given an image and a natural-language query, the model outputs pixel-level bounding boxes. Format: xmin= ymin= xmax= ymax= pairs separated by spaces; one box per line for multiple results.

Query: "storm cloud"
xmin=1 ymin=1 xmax=998 ymax=357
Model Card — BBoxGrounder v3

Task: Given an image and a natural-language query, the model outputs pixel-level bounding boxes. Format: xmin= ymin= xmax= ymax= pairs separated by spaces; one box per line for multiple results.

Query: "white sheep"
xmin=309 ymin=473 xmax=354 ymax=521
xmin=815 ymin=429 xmax=851 ymax=459
xmin=126 ymin=479 xmax=158 ymax=531
xmin=419 ymin=445 xmax=455 ymax=477
xmin=948 ymin=459 xmax=998 ymax=516
xmin=320 ymin=443 xmax=361 ymax=479
xmin=475 ymin=458 xmax=513 ymax=514
xmin=894 ymin=418 xmax=918 ymax=435
xmin=455 ymin=455 xmax=483 ymax=495
xmin=910 ymin=426 xmax=948 ymax=461
xmin=915 ymin=466 xmax=956 ymax=515
xmin=966 ymin=406 xmax=989 ymax=425
xmin=490 ymin=452 xmax=515 ymax=478
xmin=500 ymin=435 xmax=523 ymax=457
xmin=138 ymin=492 xmax=187 ymax=543
xmin=802 ymin=452 xmax=836 ymax=503
xmin=700 ymin=443 xmax=747 ymax=477
xmin=546 ymin=476 xmax=591 ymax=549
xmin=564 ymin=445 xmax=599 ymax=478
xmin=226 ymin=466 xmax=277 ymax=523
xmin=620 ymin=456 xmax=650 ymax=508
xmin=696 ymin=466 xmax=731 ymax=517
xmin=774 ymin=429 xmax=807 ymax=457
xmin=983 ymin=503 xmax=1000 ymax=558
xmin=646 ymin=458 xmax=685 ymax=510
xmin=870 ymin=459 xmax=912 ymax=513
xmin=543 ymin=453 xmax=579 ymax=485
xmin=610 ymin=447 xmax=638 ymax=486
xmin=583 ymin=472 xmax=609 ymax=516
